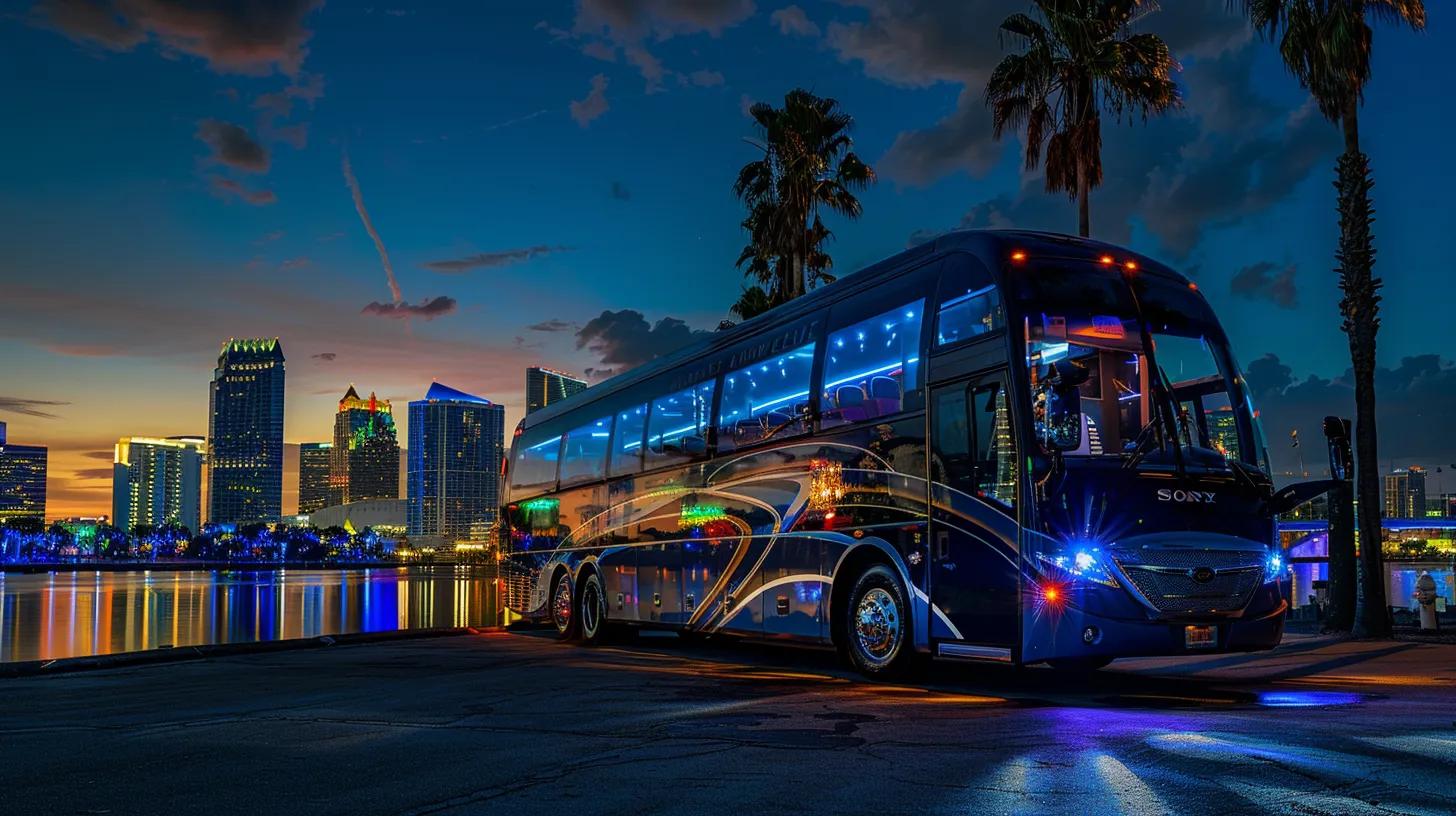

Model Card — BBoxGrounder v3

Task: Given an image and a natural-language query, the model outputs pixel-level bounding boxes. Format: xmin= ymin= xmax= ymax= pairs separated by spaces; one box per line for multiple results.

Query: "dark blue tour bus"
xmin=501 ymin=230 xmax=1326 ymax=677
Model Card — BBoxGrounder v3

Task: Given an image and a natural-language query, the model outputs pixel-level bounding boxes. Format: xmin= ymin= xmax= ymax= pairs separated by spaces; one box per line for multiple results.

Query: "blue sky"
xmin=2 ymin=0 xmax=1453 ymax=515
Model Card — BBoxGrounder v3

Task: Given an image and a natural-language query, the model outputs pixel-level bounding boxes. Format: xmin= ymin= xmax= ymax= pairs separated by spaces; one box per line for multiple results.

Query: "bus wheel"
xmin=578 ymin=571 xmax=607 ymax=646
xmin=550 ymin=571 xmax=577 ymax=640
xmin=1048 ymin=656 xmax=1114 ymax=673
xmin=842 ymin=564 xmax=910 ymax=678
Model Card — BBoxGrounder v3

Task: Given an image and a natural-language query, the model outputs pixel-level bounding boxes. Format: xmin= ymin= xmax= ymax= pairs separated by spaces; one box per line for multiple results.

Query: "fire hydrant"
xmin=1415 ymin=571 xmax=1439 ymax=631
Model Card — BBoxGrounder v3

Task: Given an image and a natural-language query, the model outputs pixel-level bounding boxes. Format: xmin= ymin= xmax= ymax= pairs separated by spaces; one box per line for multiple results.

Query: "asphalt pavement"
xmin=2 ymin=630 xmax=1454 ymax=815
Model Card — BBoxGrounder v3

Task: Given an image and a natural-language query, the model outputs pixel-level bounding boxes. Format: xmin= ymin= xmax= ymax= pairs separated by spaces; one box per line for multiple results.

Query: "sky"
xmin=2 ymin=0 xmax=1454 ymax=518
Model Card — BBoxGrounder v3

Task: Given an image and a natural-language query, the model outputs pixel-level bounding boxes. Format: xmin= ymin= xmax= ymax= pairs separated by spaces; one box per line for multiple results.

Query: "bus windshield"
xmin=1014 ymin=261 xmax=1266 ymax=471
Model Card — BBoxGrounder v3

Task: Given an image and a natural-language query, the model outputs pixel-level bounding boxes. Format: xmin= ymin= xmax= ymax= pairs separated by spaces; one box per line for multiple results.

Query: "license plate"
xmin=1185 ymin=625 xmax=1216 ymax=649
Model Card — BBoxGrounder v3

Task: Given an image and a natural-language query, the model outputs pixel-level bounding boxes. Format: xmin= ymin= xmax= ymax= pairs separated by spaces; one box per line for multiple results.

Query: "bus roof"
xmin=520 ymin=229 xmax=1186 ymax=433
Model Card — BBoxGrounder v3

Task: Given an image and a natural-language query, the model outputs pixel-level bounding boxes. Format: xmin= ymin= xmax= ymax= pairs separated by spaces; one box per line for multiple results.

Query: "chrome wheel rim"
xmin=854 ymin=587 xmax=900 ymax=665
xmin=580 ymin=579 xmax=602 ymax=636
xmin=552 ymin=576 xmax=572 ymax=634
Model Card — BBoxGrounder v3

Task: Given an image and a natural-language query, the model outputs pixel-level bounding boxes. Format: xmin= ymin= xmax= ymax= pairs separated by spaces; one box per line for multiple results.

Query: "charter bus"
xmin=500 ymin=229 xmax=1328 ymax=677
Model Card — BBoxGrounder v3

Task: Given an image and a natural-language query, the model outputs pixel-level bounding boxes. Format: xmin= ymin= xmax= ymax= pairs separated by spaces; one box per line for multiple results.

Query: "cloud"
xmin=1246 ymin=353 xmax=1456 ymax=478
xmin=196 ymin=119 xmax=269 ymax=173
xmin=422 ymin=245 xmax=572 ymax=273
xmin=341 ymin=153 xmax=401 ymax=303
xmin=1230 ymin=261 xmax=1298 ymax=308
xmin=686 ymin=69 xmax=724 ymax=87
xmin=311 ymin=352 xmax=337 ymax=361
xmin=575 ymin=309 xmax=709 ymax=372
xmin=73 ymin=467 xmax=114 ymax=481
xmin=609 ymin=181 xmax=631 ymax=201
xmin=279 ymin=256 xmax=311 ymax=271
xmin=565 ymin=0 xmax=755 ymax=90
xmin=256 ymin=229 xmax=285 ymax=244
xmin=570 ymin=74 xmax=610 ymax=127
xmin=209 ymin=176 xmax=276 ymax=206
xmin=0 ymin=396 xmax=69 ymax=419
xmin=34 ymin=0 xmax=323 ymax=76
xmin=528 ymin=319 xmax=575 ymax=332
xmin=361 ymin=296 xmax=458 ymax=321
xmin=770 ymin=5 xmax=818 ymax=37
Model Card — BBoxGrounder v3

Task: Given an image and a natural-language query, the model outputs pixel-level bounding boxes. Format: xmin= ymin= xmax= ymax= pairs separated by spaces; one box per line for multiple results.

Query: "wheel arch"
xmin=828 ymin=540 xmax=918 ymax=652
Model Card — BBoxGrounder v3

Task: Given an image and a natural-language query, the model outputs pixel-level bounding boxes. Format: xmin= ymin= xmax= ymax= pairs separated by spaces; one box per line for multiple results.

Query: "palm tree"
xmin=1240 ymin=0 xmax=1425 ymax=638
xmin=734 ymin=89 xmax=874 ymax=307
xmin=985 ymin=0 xmax=1180 ymax=237
xmin=729 ymin=284 xmax=775 ymax=322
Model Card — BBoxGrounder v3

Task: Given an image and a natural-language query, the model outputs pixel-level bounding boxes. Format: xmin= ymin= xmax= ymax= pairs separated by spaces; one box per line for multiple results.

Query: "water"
xmin=0 ymin=566 xmax=505 ymax=663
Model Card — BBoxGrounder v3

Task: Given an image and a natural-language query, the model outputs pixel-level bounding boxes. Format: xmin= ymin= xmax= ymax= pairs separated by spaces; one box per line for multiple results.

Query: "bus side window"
xmin=609 ymin=404 xmax=647 ymax=477
xmin=821 ymin=300 xmax=925 ymax=429
xmin=646 ymin=379 xmax=716 ymax=466
xmin=970 ymin=381 xmax=1017 ymax=511
xmin=559 ymin=416 xmax=612 ymax=486
xmin=510 ymin=430 xmax=563 ymax=492
xmin=717 ymin=342 xmax=815 ymax=452
xmin=935 ymin=256 xmax=1003 ymax=347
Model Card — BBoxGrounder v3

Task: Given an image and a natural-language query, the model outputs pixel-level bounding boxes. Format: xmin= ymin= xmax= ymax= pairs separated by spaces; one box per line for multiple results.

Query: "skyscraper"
xmin=525 ymin=366 xmax=586 ymax=414
xmin=298 ymin=442 xmax=333 ymax=514
xmin=208 ymin=338 xmax=285 ymax=524
xmin=1383 ymin=466 xmax=1427 ymax=519
xmin=407 ymin=382 xmax=505 ymax=541
xmin=0 ymin=421 xmax=47 ymax=522
xmin=112 ymin=436 xmax=205 ymax=533
xmin=331 ymin=386 xmax=400 ymax=504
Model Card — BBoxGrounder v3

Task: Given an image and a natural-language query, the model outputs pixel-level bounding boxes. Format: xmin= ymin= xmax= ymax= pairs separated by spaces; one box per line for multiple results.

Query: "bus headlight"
xmin=1036 ymin=549 xmax=1118 ymax=588
xmin=1265 ymin=550 xmax=1286 ymax=582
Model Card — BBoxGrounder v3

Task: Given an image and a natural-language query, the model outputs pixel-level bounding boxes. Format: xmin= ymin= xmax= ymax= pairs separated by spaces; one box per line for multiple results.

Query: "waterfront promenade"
xmin=2 ymin=630 xmax=1453 ymax=815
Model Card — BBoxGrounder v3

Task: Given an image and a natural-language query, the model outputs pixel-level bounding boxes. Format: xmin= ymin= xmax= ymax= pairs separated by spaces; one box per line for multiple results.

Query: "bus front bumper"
xmin=1020 ymin=587 xmax=1288 ymax=664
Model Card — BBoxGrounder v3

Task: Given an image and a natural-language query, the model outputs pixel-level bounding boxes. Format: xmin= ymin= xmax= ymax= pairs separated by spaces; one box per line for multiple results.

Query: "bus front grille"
xmin=1114 ymin=550 xmax=1264 ymax=616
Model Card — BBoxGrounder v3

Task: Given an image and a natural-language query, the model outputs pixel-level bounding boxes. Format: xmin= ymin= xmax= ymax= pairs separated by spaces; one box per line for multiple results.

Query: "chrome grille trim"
xmin=1112 ymin=549 xmax=1263 ymax=617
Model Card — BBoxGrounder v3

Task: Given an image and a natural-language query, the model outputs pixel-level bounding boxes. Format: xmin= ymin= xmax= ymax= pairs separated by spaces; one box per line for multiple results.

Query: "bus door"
xmin=928 ymin=372 xmax=1021 ymax=651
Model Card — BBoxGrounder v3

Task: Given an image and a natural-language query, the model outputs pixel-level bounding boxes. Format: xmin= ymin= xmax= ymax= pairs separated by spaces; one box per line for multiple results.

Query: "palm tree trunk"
xmin=1077 ymin=157 xmax=1090 ymax=238
xmin=1335 ymin=98 xmax=1391 ymax=638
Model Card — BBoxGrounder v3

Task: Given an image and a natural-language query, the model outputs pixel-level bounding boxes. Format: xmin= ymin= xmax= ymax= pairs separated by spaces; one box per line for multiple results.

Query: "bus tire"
xmin=840 ymin=564 xmax=911 ymax=678
xmin=577 ymin=570 xmax=607 ymax=646
xmin=550 ymin=570 xmax=577 ymax=640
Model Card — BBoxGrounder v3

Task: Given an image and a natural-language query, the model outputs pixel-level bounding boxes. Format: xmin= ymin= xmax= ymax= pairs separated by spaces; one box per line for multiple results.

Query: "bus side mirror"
xmin=1269 ymin=479 xmax=1339 ymax=516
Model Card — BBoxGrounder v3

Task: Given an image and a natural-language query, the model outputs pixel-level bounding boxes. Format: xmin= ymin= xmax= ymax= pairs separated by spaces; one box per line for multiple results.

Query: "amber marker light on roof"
xmin=1010 ymin=250 xmax=1027 ymax=262
xmin=1189 ymin=282 xmax=1199 ymax=291
xmin=1125 ymin=260 xmax=1138 ymax=271
xmin=1100 ymin=254 xmax=1114 ymax=265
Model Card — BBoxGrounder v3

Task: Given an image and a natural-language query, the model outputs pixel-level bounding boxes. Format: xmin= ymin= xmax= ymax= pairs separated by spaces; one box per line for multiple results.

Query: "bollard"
xmin=1415 ymin=571 xmax=1438 ymax=631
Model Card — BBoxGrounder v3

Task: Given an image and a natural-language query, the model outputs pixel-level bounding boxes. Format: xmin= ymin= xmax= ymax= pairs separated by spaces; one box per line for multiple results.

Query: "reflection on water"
xmin=0 ymin=567 xmax=505 ymax=663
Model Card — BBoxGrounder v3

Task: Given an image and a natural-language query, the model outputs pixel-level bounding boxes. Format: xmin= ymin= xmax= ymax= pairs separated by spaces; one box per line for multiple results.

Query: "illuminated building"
xmin=0 ymin=420 xmax=47 ymax=522
xmin=298 ymin=442 xmax=332 ymax=514
xmin=1207 ymin=408 xmax=1239 ymax=460
xmin=407 ymin=382 xmax=505 ymax=540
xmin=207 ymin=338 xmax=285 ymax=524
xmin=331 ymin=386 xmax=400 ymax=503
xmin=525 ymin=366 xmax=586 ymax=415
xmin=112 ymin=435 xmax=205 ymax=533
xmin=1383 ymin=466 xmax=1427 ymax=519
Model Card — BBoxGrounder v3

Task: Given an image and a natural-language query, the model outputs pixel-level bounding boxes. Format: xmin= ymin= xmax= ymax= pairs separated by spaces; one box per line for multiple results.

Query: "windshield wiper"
xmin=1122 ymin=274 xmax=1187 ymax=479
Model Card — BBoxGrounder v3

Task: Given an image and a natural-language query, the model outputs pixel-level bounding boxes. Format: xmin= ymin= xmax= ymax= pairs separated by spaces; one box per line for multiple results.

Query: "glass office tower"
xmin=407 ymin=382 xmax=505 ymax=540
xmin=207 ymin=338 xmax=285 ymax=524
xmin=0 ymin=421 xmax=48 ymax=522
xmin=298 ymin=441 xmax=333 ymax=514
xmin=331 ymin=386 xmax=400 ymax=504
xmin=525 ymin=366 xmax=586 ymax=414
xmin=112 ymin=436 xmax=205 ymax=533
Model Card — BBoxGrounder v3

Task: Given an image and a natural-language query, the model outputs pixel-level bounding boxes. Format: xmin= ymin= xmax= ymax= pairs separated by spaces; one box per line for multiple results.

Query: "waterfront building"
xmin=298 ymin=442 xmax=333 ymax=513
xmin=0 ymin=420 xmax=47 ymax=522
xmin=207 ymin=338 xmax=285 ymax=524
xmin=308 ymin=498 xmax=407 ymax=534
xmin=1207 ymin=408 xmax=1239 ymax=460
xmin=112 ymin=435 xmax=205 ymax=534
xmin=525 ymin=366 xmax=586 ymax=414
xmin=1383 ymin=466 xmax=1427 ymax=520
xmin=407 ymin=382 xmax=506 ymax=541
xmin=331 ymin=387 xmax=400 ymax=504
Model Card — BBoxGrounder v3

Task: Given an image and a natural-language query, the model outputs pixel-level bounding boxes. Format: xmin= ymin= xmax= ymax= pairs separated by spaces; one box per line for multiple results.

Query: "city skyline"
xmin=2 ymin=2 xmax=1454 ymax=518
